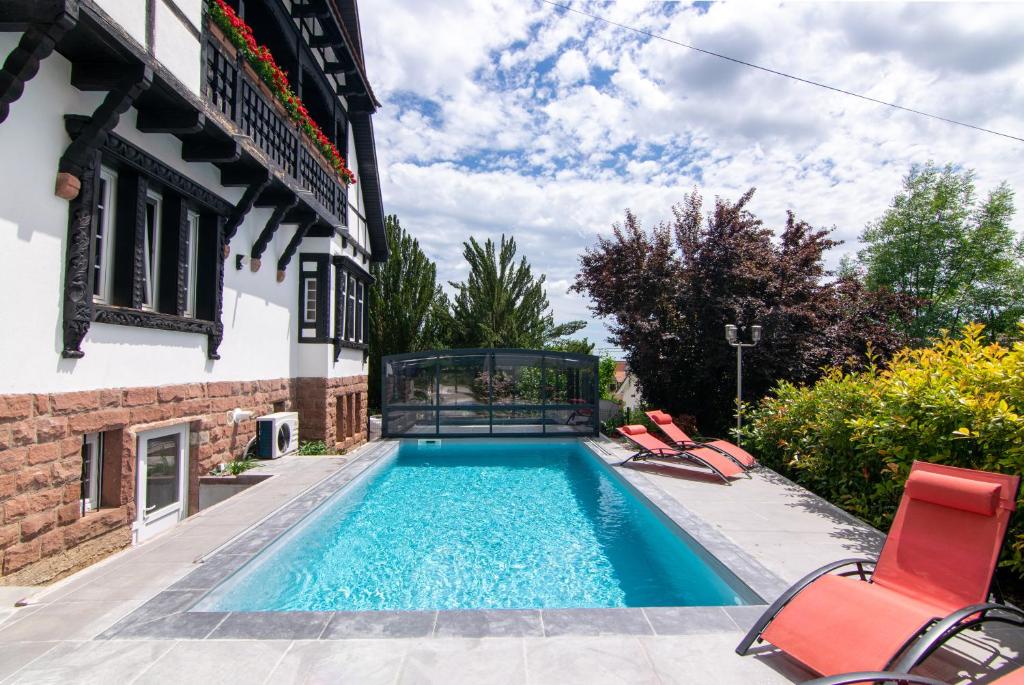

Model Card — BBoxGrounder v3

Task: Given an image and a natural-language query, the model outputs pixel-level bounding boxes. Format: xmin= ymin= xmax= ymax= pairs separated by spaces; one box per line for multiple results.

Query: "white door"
xmin=135 ymin=425 xmax=189 ymax=542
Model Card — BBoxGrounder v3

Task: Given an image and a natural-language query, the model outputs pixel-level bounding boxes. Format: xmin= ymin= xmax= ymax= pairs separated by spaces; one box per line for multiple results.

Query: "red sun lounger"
xmin=615 ymin=425 xmax=747 ymax=484
xmin=646 ymin=410 xmax=757 ymax=469
xmin=736 ymin=461 xmax=1024 ymax=678
xmin=804 ymin=663 xmax=1024 ymax=684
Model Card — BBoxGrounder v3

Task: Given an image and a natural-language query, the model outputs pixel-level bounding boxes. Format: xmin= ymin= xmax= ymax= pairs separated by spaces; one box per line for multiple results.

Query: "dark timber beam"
xmin=57 ymin=63 xmax=153 ymax=200
xmin=136 ymin=108 xmax=205 ymax=134
xmin=309 ymin=33 xmax=341 ymax=49
xmin=70 ymin=62 xmax=153 ymax=91
xmin=291 ymin=1 xmax=329 ymax=18
xmin=250 ymin=196 xmax=299 ymax=270
xmin=253 ymin=188 xmax=296 ymax=208
xmin=276 ymin=214 xmax=318 ymax=281
xmin=219 ymin=164 xmax=270 ymax=188
xmin=323 ymin=59 xmax=356 ymax=75
xmin=337 ymin=81 xmax=363 ymax=97
xmin=222 ymin=175 xmax=270 ymax=252
xmin=181 ymin=138 xmax=240 ymax=163
xmin=0 ymin=1 xmax=78 ymax=124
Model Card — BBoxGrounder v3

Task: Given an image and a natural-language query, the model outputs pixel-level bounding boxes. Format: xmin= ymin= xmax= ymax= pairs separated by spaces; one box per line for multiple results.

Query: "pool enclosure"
xmin=382 ymin=349 xmax=599 ymax=437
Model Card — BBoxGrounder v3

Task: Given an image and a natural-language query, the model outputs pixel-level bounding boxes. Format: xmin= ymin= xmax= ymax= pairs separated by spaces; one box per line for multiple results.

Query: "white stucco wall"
xmin=154 ymin=0 xmax=202 ymax=95
xmin=0 ymin=38 xmax=367 ymax=394
xmin=92 ymin=0 xmax=147 ymax=47
xmin=92 ymin=0 xmax=202 ymax=96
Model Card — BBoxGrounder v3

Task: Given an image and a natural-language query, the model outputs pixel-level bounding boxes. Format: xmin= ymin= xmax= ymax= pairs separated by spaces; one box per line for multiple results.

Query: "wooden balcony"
xmin=205 ymin=35 xmax=347 ymax=226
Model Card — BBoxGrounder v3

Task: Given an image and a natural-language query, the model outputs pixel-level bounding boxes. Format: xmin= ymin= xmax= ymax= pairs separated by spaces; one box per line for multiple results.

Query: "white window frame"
xmin=356 ymin=280 xmax=365 ymax=343
xmin=183 ymin=209 xmax=200 ymax=317
xmin=93 ymin=167 xmax=118 ymax=303
xmin=303 ymin=277 xmax=318 ymax=323
xmin=81 ymin=432 xmax=102 ymax=512
xmin=337 ymin=274 xmax=348 ymax=340
xmin=142 ymin=191 xmax=162 ymax=310
xmin=135 ymin=424 xmax=189 ymax=543
xmin=346 ymin=274 xmax=357 ymax=341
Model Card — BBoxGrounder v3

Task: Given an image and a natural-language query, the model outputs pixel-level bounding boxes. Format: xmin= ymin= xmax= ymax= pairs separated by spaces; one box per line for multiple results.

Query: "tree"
xmin=368 ymin=215 xmax=448 ymax=410
xmin=573 ymin=188 xmax=914 ymax=434
xmin=448 ymin=235 xmax=584 ymax=348
xmin=859 ymin=162 xmax=1024 ymax=341
xmin=598 ymin=354 xmax=618 ymax=401
xmin=545 ymin=337 xmax=595 ymax=354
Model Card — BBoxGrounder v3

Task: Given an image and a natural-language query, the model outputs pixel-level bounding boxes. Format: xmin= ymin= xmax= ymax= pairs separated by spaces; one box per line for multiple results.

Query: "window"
xmin=337 ymin=275 xmax=348 ymax=340
xmin=356 ymin=281 xmax=365 ymax=342
xmin=183 ymin=210 xmax=200 ymax=317
xmin=80 ymin=432 xmax=103 ymax=513
xmin=346 ymin=274 xmax=356 ymax=341
xmin=332 ymin=262 xmax=369 ymax=348
xmin=303 ymin=277 xmax=318 ymax=323
xmin=141 ymin=192 xmax=161 ymax=310
xmin=92 ymin=167 xmax=117 ymax=303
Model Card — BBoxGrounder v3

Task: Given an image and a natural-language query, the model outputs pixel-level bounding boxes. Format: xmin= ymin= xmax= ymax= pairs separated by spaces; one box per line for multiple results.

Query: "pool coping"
xmin=98 ymin=437 xmax=785 ymax=641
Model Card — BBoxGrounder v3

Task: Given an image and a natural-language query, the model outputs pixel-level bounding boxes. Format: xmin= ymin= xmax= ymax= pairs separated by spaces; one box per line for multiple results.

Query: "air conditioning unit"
xmin=256 ymin=412 xmax=299 ymax=459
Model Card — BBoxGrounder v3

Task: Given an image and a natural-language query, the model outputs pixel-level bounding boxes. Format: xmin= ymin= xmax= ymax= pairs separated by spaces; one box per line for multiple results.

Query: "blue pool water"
xmin=197 ymin=440 xmax=755 ymax=611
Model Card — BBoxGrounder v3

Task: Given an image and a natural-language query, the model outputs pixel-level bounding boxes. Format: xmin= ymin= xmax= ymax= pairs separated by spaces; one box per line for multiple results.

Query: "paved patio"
xmin=0 ymin=438 xmax=1021 ymax=684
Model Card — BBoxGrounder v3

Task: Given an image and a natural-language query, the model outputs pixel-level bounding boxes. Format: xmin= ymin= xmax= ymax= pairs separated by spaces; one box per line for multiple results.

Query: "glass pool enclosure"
xmin=382 ymin=349 xmax=599 ymax=438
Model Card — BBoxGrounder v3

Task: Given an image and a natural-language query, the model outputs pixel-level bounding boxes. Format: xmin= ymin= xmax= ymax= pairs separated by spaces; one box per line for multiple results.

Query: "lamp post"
xmin=725 ymin=323 xmax=762 ymax=445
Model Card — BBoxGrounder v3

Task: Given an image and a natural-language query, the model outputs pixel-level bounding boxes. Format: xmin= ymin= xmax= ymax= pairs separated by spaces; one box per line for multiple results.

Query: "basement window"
xmin=80 ymin=432 xmax=103 ymax=514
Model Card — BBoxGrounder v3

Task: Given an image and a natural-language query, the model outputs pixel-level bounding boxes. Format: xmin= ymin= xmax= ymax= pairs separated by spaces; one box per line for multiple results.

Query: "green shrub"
xmin=745 ymin=323 xmax=1024 ymax=578
xmin=298 ymin=440 xmax=329 ymax=456
xmin=227 ymin=457 xmax=258 ymax=475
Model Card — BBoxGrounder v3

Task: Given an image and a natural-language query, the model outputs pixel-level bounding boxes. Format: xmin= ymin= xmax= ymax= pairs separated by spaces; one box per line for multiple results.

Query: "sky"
xmin=359 ymin=0 xmax=1024 ymax=354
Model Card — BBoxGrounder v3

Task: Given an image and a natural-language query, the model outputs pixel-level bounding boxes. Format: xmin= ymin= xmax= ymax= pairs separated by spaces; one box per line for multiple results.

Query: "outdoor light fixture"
xmin=725 ymin=323 xmax=762 ymax=445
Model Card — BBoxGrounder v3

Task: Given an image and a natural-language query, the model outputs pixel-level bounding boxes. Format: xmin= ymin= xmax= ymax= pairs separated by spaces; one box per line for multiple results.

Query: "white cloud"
xmin=360 ymin=0 xmax=1024 ymax=352
xmin=554 ymin=48 xmax=590 ymax=84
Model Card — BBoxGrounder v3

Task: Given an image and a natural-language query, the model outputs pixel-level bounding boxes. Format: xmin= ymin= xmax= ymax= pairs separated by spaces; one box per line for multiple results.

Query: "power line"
xmin=540 ymin=0 xmax=1024 ymax=144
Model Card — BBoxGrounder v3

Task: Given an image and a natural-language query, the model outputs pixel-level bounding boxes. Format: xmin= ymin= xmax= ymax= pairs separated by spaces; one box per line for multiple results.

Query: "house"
xmin=0 ymin=0 xmax=387 ymax=583
xmin=612 ymin=360 xmax=641 ymax=411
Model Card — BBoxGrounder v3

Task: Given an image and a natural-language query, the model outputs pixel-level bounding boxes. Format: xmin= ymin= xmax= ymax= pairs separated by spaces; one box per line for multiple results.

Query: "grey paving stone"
xmin=267 ymin=639 xmax=407 ymax=684
xmin=0 ymin=600 xmax=144 ymax=642
xmin=216 ymin=529 xmax=283 ymax=555
xmin=165 ymin=555 xmax=250 ymax=590
xmin=208 ymin=611 xmax=332 ymax=639
xmin=723 ymin=604 xmax=771 ymax=632
xmin=433 ymin=609 xmax=543 ymax=638
xmin=135 ymin=640 xmax=290 ymax=685
xmin=642 ymin=606 xmax=736 ymax=635
xmin=6 ymin=639 xmax=177 ymax=685
xmin=0 ymin=641 xmax=60 ymax=680
xmin=103 ymin=611 xmax=228 ymax=639
xmin=540 ymin=608 xmax=653 ymax=637
xmin=321 ymin=610 xmax=437 ymax=639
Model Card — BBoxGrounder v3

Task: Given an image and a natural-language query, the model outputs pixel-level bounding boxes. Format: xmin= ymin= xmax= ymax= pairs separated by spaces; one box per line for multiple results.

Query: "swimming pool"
xmin=196 ymin=439 xmax=757 ymax=612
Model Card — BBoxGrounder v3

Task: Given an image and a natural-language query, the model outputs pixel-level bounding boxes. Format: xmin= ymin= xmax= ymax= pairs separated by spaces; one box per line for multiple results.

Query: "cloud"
xmin=360 ymin=0 xmax=1024 ymax=352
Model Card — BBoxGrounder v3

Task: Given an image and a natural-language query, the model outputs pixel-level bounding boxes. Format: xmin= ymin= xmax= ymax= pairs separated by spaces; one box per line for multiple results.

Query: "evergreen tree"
xmin=448 ymin=235 xmax=584 ymax=348
xmin=368 ymin=215 xmax=448 ymax=410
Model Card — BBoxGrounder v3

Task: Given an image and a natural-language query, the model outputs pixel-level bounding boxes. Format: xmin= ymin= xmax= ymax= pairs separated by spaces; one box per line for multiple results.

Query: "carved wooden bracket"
xmin=57 ymin=63 xmax=153 ymax=199
xmin=222 ymin=175 xmax=270 ymax=254
xmin=276 ymin=214 xmax=318 ymax=280
xmin=60 ymin=149 xmax=98 ymax=357
xmin=0 ymin=0 xmax=79 ymax=124
xmin=250 ymin=196 xmax=299 ymax=268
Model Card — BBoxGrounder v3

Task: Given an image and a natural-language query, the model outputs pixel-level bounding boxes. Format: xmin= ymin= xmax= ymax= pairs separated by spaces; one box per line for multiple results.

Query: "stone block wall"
xmin=294 ymin=375 xmax=369 ymax=452
xmin=0 ymin=374 xmax=369 ymax=584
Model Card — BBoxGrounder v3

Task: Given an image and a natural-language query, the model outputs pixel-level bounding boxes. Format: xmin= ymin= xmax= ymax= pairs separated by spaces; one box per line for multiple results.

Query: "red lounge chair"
xmin=646 ymin=410 xmax=757 ymax=469
xmin=804 ymin=664 xmax=1024 ymax=684
xmin=615 ymin=425 xmax=747 ymax=484
xmin=736 ymin=461 xmax=1024 ymax=677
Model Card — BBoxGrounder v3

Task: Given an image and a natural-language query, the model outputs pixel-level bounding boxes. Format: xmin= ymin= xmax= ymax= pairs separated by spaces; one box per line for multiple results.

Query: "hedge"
xmin=744 ymin=324 xmax=1024 ymax=579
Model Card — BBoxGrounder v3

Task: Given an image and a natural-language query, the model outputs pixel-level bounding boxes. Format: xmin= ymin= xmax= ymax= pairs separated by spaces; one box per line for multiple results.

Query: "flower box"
xmin=206 ymin=19 xmax=237 ymax=60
